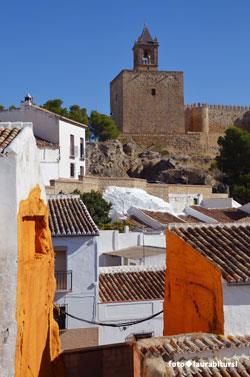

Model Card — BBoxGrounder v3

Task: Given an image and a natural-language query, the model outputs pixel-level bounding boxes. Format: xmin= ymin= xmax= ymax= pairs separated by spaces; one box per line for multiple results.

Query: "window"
xmin=79 ymin=166 xmax=84 ymax=177
xmin=70 ymin=134 xmax=75 ymax=157
xmin=54 ymin=305 xmax=66 ymax=330
xmin=70 ymin=163 xmax=75 ymax=178
xmin=22 ymin=215 xmax=48 ymax=258
xmin=80 ymin=137 xmax=85 ymax=159
xmin=143 ymin=49 xmax=151 ymax=65
xmin=151 ymin=88 xmax=156 ymax=96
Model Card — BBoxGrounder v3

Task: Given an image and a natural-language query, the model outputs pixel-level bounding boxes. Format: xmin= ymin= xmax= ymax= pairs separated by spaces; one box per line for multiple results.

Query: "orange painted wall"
xmin=15 ymin=187 xmax=61 ymax=377
xmin=164 ymin=230 xmax=224 ymax=336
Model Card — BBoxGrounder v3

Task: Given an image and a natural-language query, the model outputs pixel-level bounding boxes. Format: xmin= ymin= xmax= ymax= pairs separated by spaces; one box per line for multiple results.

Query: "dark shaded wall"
xmin=57 ymin=343 xmax=134 ymax=377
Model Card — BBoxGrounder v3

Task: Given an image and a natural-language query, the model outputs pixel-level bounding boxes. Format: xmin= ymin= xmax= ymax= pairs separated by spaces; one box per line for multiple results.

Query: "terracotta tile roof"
xmin=141 ymin=209 xmax=185 ymax=224
xmin=126 ymin=216 xmax=148 ymax=231
xmin=171 ymin=223 xmax=250 ymax=283
xmin=191 ymin=206 xmax=249 ymax=222
xmin=99 ymin=265 xmax=165 ymax=303
xmin=48 ymin=195 xmax=99 ymax=236
xmin=136 ymin=333 xmax=250 ymax=377
xmin=0 ymin=127 xmax=21 ymax=152
xmin=35 ymin=136 xmax=59 ymax=150
xmin=179 ymin=214 xmax=204 ymax=223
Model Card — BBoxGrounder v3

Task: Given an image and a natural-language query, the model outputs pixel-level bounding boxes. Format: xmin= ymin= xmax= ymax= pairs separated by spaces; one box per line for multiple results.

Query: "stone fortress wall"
xmin=185 ymin=103 xmax=250 ymax=134
xmin=115 ymin=102 xmax=250 ymax=157
xmin=110 ymin=26 xmax=250 ymax=157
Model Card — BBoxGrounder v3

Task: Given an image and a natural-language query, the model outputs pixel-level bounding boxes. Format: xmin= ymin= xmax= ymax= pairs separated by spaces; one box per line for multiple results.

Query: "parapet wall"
xmin=47 ymin=176 xmax=228 ymax=203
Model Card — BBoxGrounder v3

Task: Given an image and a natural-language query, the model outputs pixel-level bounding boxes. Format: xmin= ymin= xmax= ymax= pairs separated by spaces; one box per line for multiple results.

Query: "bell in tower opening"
xmin=133 ymin=25 xmax=159 ymax=70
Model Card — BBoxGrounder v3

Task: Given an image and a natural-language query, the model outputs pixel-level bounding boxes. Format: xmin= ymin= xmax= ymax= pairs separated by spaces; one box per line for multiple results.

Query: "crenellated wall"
xmin=185 ymin=103 xmax=250 ymax=134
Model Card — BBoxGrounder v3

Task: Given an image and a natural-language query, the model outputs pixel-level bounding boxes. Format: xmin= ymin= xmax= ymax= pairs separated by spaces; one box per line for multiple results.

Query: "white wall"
xmin=98 ymin=300 xmax=163 ymax=345
xmin=201 ymin=198 xmax=241 ymax=209
xmin=223 ymin=284 xmax=250 ymax=335
xmin=58 ymin=120 xmax=86 ymax=180
xmin=37 ymin=148 xmax=60 ymax=185
xmin=54 ymin=236 xmax=98 ymax=329
xmin=142 ymin=254 xmax=166 ymax=265
xmin=0 ymin=122 xmax=45 ymax=377
xmin=98 ymin=230 xmax=165 ymax=254
xmin=0 ymin=106 xmax=59 ymax=143
xmin=168 ymin=193 xmax=202 ymax=213
xmin=0 ymin=106 xmax=87 ymax=182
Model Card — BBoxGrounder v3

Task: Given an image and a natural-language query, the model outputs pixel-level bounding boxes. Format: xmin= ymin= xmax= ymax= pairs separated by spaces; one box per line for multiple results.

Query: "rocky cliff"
xmin=86 ymin=140 xmax=224 ymax=189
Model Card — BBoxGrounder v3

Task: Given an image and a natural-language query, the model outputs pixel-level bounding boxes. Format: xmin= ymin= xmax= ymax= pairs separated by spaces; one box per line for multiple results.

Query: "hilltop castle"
xmin=110 ymin=26 xmax=250 ymax=155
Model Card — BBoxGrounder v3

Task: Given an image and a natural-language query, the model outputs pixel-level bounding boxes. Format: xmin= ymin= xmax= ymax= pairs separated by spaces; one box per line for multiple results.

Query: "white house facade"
xmin=98 ymin=265 xmax=165 ymax=345
xmin=0 ymin=122 xmax=46 ymax=377
xmin=98 ymin=228 xmax=166 ymax=267
xmin=0 ymin=98 xmax=87 ymax=185
xmin=47 ymin=195 xmax=99 ymax=331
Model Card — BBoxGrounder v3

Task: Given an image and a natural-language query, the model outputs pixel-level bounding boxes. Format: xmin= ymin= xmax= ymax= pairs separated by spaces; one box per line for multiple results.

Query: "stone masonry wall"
xmin=46 ymin=176 xmax=223 ymax=203
xmin=208 ymin=105 xmax=250 ymax=133
xmin=185 ymin=104 xmax=250 ymax=134
xmin=121 ymin=132 xmax=221 ymax=157
xmin=111 ymin=70 xmax=185 ymax=134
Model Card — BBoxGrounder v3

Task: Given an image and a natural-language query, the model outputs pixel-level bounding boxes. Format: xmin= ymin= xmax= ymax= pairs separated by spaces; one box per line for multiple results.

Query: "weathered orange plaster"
xmin=164 ymin=230 xmax=224 ymax=336
xmin=15 ymin=186 xmax=61 ymax=377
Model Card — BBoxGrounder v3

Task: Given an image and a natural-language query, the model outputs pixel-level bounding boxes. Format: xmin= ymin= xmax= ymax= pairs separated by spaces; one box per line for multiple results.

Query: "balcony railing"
xmin=55 ymin=270 xmax=72 ymax=292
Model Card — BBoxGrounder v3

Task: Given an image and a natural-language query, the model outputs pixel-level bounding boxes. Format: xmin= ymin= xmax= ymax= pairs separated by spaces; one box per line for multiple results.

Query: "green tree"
xmin=42 ymin=99 xmax=90 ymax=138
xmin=0 ymin=105 xmax=5 ymax=111
xmin=73 ymin=190 xmax=111 ymax=227
xmin=68 ymin=105 xmax=88 ymax=124
xmin=42 ymin=99 xmax=68 ymax=117
xmin=90 ymin=110 xmax=120 ymax=141
xmin=68 ymin=105 xmax=90 ymax=139
xmin=216 ymin=127 xmax=250 ymax=203
xmin=9 ymin=105 xmax=17 ymax=110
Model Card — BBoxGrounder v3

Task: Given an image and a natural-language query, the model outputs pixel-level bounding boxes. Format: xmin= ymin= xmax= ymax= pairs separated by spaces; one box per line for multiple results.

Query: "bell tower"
xmin=133 ymin=25 xmax=159 ymax=71
xmin=110 ymin=25 xmax=185 ymax=135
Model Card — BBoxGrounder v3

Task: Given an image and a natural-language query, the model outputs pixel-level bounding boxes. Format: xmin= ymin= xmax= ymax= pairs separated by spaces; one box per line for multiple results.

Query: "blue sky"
xmin=1 ymin=0 xmax=250 ymax=114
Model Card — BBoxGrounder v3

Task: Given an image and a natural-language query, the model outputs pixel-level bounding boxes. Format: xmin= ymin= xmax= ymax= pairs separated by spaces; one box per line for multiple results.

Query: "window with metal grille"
xmin=70 ymin=163 xmax=75 ymax=178
xmin=80 ymin=137 xmax=85 ymax=159
xmin=70 ymin=134 xmax=75 ymax=157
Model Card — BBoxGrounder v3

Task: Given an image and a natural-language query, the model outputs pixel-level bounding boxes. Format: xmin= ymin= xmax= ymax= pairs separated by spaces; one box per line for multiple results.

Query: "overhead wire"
xmin=58 ymin=307 xmax=163 ymax=328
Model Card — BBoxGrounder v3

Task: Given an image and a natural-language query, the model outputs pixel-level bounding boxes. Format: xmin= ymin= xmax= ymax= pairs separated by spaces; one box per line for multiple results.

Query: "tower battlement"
xmin=185 ymin=103 xmax=250 ymax=111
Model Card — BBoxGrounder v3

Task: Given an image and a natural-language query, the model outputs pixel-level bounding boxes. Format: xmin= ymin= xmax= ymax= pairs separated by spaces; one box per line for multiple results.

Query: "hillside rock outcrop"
xmin=86 ymin=140 xmax=220 ymax=186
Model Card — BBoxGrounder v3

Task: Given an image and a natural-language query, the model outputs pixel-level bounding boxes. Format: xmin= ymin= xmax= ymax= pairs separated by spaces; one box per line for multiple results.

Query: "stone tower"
xmin=110 ymin=26 xmax=185 ymax=135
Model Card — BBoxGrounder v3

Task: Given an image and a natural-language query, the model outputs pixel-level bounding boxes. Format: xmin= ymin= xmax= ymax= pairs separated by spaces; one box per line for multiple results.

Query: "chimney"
xmin=22 ymin=93 xmax=33 ymax=106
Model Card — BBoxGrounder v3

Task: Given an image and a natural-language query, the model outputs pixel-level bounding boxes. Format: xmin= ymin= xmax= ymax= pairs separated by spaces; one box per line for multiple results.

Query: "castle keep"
xmin=110 ymin=26 xmax=250 ymax=154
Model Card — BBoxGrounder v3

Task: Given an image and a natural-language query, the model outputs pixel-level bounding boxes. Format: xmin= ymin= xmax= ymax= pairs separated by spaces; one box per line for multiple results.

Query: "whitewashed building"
xmin=0 ymin=122 xmax=49 ymax=377
xmin=98 ymin=265 xmax=165 ymax=345
xmin=98 ymin=228 xmax=166 ymax=267
xmin=48 ymin=195 xmax=99 ymax=330
xmin=0 ymin=96 xmax=87 ymax=185
xmin=47 ymin=197 xmax=165 ymax=345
